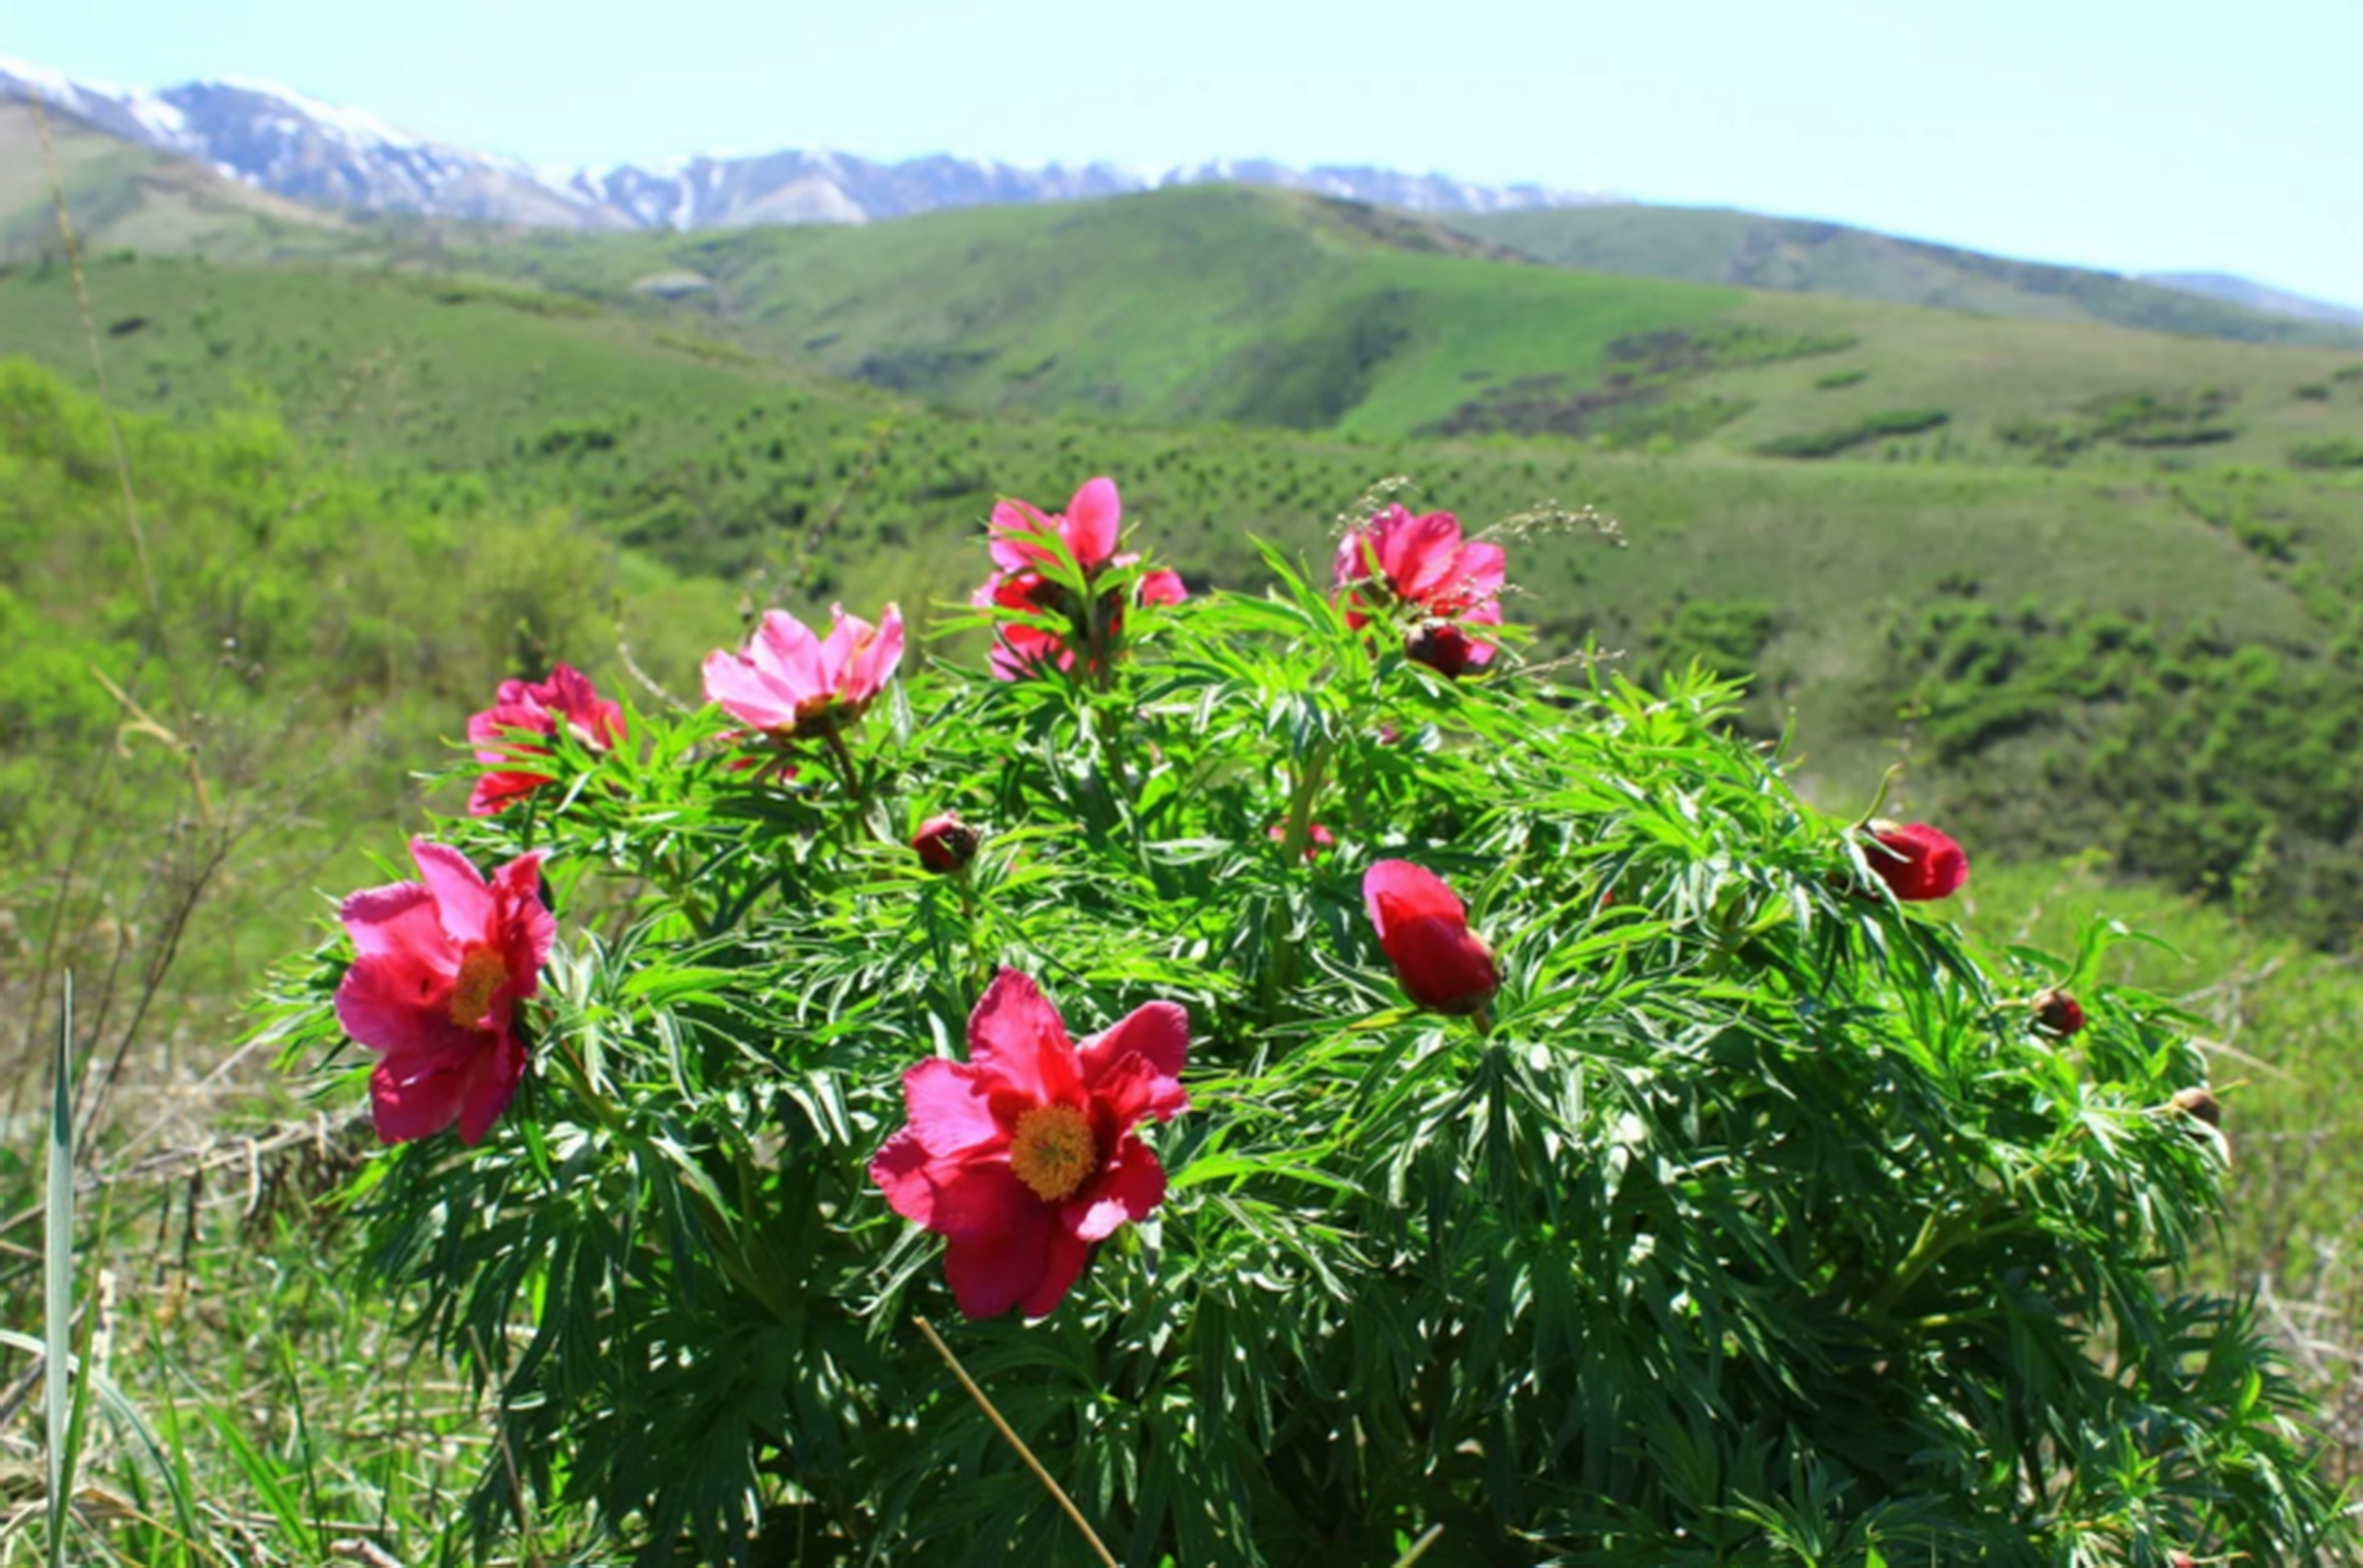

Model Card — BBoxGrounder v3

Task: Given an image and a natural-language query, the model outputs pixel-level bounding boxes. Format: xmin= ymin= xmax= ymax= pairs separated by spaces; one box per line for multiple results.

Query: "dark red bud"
xmin=2031 ymin=987 xmax=2085 ymax=1036
xmin=912 ymin=813 xmax=979 ymax=875
xmin=1405 ymin=621 xmax=1477 ymax=678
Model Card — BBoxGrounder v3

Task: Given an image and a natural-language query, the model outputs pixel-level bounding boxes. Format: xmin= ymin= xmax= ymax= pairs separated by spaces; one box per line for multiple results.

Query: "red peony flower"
xmin=912 ymin=812 xmax=980 ymax=874
xmin=465 ymin=663 xmax=626 ymax=816
xmin=702 ymin=603 xmax=904 ymax=737
xmin=870 ymin=970 xmax=1189 ymax=1320
xmin=1333 ymin=505 xmax=1506 ymax=675
xmin=973 ymin=477 xmax=1187 ymax=681
xmin=1864 ymin=820 xmax=1969 ymax=902
xmin=334 ymin=839 xmax=556 ymax=1145
xmin=2031 ymin=986 xmax=2085 ymax=1036
xmin=1363 ymin=860 xmax=1500 ymax=1016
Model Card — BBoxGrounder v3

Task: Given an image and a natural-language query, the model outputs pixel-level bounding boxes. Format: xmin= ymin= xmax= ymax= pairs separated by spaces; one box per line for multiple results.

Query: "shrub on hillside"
xmin=263 ymin=481 xmax=2345 ymax=1565
xmin=1753 ymin=408 xmax=1949 ymax=458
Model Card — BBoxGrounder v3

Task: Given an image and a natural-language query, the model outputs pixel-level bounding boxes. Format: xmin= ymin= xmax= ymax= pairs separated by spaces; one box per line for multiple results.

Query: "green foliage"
xmin=2290 ymin=436 xmax=2363 ymax=470
xmin=1753 ymin=408 xmax=1951 ymax=459
xmin=258 ymin=535 xmax=2345 ymax=1565
xmin=1870 ymin=578 xmax=2363 ymax=946
xmin=1998 ymin=387 xmax=2243 ymax=464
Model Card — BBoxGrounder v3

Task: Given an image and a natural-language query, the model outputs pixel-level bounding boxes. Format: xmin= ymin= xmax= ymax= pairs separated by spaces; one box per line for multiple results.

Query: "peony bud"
xmin=2031 ymin=987 xmax=2085 ymax=1037
xmin=2171 ymin=1086 xmax=2221 ymax=1130
xmin=1864 ymin=819 xmax=1969 ymax=902
xmin=912 ymin=813 xmax=979 ymax=875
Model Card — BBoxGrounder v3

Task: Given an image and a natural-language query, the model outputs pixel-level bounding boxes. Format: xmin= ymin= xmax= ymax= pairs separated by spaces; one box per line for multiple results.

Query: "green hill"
xmin=1453 ymin=203 xmax=2363 ymax=347
xmin=0 ymin=101 xmax=357 ymax=261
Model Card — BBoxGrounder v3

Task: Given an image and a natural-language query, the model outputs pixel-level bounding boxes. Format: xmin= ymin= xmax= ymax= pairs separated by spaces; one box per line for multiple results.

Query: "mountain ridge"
xmin=0 ymin=57 xmax=1603 ymax=233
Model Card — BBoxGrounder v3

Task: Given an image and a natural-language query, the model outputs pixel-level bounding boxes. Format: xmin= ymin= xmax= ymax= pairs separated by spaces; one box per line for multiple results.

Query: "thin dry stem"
xmin=913 ymin=1315 xmax=1120 ymax=1567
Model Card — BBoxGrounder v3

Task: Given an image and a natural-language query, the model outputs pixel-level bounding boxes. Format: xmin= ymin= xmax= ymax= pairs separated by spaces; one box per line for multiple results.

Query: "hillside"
xmin=307 ymin=185 xmax=2363 ymax=474
xmin=0 ymin=99 xmax=352 ymax=259
xmin=1453 ymin=203 xmax=2362 ymax=347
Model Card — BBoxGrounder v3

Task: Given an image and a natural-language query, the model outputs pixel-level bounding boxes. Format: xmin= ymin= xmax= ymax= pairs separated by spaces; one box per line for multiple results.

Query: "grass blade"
xmin=45 ymin=973 xmax=74 ymax=1567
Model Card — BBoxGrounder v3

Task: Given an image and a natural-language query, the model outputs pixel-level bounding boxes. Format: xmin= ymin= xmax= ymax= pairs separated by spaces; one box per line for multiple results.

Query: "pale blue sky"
xmin=12 ymin=0 xmax=2360 ymax=306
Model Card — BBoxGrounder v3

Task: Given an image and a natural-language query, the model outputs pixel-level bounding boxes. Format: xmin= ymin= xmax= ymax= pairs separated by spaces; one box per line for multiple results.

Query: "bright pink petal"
xmin=1136 ymin=569 xmax=1187 ymax=607
xmin=455 ymin=1032 xmax=527 ymax=1145
xmin=966 ymin=970 xmax=1084 ymax=1106
xmin=943 ymin=1203 xmax=1059 ymax=1320
xmin=989 ymin=498 xmax=1060 ymax=573
xmin=1018 ymin=1227 xmax=1094 ymax=1319
xmin=749 ymin=610 xmax=830 ymax=702
xmin=468 ymin=769 xmax=552 ymax=816
xmin=467 ymin=700 xmax=554 ymax=765
xmin=869 ymin=1130 xmax=944 ymax=1227
xmin=1334 ymin=527 xmax=1379 ymax=589
xmin=368 ymin=1055 xmax=466 ymax=1144
xmin=839 ymin=602 xmax=904 ymax=702
xmin=702 ymin=650 xmax=799 ymax=732
xmin=1062 ymin=477 xmax=1121 ymax=569
xmin=1090 ymin=1052 xmax=1190 ymax=1131
xmin=1424 ymin=541 xmax=1506 ymax=620
xmin=336 ymin=956 xmax=452 ymax=1058
xmin=1376 ymin=510 xmax=1466 ymax=603
xmin=1080 ymin=1000 xmax=1189 ymax=1087
xmin=1362 ymin=860 xmax=1468 ymax=937
xmin=902 ymin=1057 xmax=1004 ymax=1158
xmin=410 ymin=840 xmax=495 ymax=948
xmin=1064 ymin=1137 xmax=1167 ymax=1242
xmin=339 ymin=881 xmax=447 ymax=963
xmin=488 ymin=850 xmax=554 ymax=994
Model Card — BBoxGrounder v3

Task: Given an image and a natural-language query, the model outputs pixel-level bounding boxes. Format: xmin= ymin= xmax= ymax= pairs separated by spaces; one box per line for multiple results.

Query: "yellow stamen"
xmin=448 ymin=945 xmax=508 ymax=1029
xmin=1008 ymin=1103 xmax=1097 ymax=1203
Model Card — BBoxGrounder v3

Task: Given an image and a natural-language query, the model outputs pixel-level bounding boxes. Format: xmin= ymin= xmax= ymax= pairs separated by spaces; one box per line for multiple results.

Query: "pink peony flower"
xmin=973 ymin=478 xmax=1187 ymax=681
xmin=912 ymin=812 xmax=980 ymax=874
xmin=1363 ymin=860 xmax=1500 ymax=1016
xmin=465 ymin=664 xmax=626 ymax=816
xmin=1333 ymin=505 xmax=1506 ymax=675
xmin=989 ymin=476 xmax=1125 ymax=575
xmin=334 ymin=839 xmax=556 ymax=1146
xmin=870 ymin=970 xmax=1189 ymax=1320
xmin=1864 ymin=820 xmax=1969 ymax=902
xmin=702 ymin=604 xmax=904 ymax=737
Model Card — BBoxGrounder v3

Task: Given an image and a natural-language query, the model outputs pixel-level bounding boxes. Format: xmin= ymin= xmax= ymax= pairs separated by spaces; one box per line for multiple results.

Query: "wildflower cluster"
xmin=274 ymin=476 xmax=2337 ymax=1565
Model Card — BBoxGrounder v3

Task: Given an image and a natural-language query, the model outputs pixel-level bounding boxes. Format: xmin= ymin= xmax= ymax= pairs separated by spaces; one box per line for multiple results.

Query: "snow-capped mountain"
xmin=0 ymin=56 xmax=1603 ymax=232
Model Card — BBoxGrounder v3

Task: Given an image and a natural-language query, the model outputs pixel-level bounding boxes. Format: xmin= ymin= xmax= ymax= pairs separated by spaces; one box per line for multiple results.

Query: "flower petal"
xmin=903 ymin=1056 xmax=1003 ymax=1157
xmin=750 ymin=609 xmax=829 ymax=699
xmin=1018 ymin=1226 xmax=1094 ymax=1319
xmin=702 ymin=650 xmax=798 ymax=732
xmin=1064 ymin=1137 xmax=1167 ymax=1242
xmin=338 ymin=880 xmax=446 ymax=962
xmin=1136 ymin=569 xmax=1187 ymax=607
xmin=989 ymin=498 xmax=1060 ymax=573
xmin=870 ymin=1130 xmax=947 ymax=1227
xmin=1373 ymin=509 xmax=1464 ymax=602
xmin=967 ymin=969 xmax=1083 ymax=1105
xmin=1080 ymin=1000 xmax=1189 ymax=1087
xmin=1062 ymin=477 xmax=1122 ymax=569
xmin=840 ymin=602 xmax=905 ymax=702
xmin=943 ymin=1200 xmax=1057 ymax=1320
xmin=1090 ymin=1052 xmax=1190 ymax=1131
xmin=1362 ymin=860 xmax=1467 ymax=938
xmin=488 ymin=850 xmax=555 ymax=993
xmin=410 ymin=839 xmax=495 ymax=947
xmin=368 ymin=1055 xmax=465 ymax=1144
xmin=455 ymin=1032 xmax=527 ymax=1145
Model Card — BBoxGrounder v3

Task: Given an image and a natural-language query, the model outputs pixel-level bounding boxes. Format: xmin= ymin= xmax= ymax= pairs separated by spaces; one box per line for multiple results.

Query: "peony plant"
xmin=265 ymin=478 xmax=2347 ymax=1566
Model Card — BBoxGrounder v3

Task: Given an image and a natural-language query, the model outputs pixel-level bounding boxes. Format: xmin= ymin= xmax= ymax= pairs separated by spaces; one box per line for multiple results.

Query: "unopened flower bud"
xmin=2171 ymin=1086 xmax=2221 ymax=1130
xmin=912 ymin=813 xmax=979 ymax=875
xmin=2031 ymin=987 xmax=2085 ymax=1036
